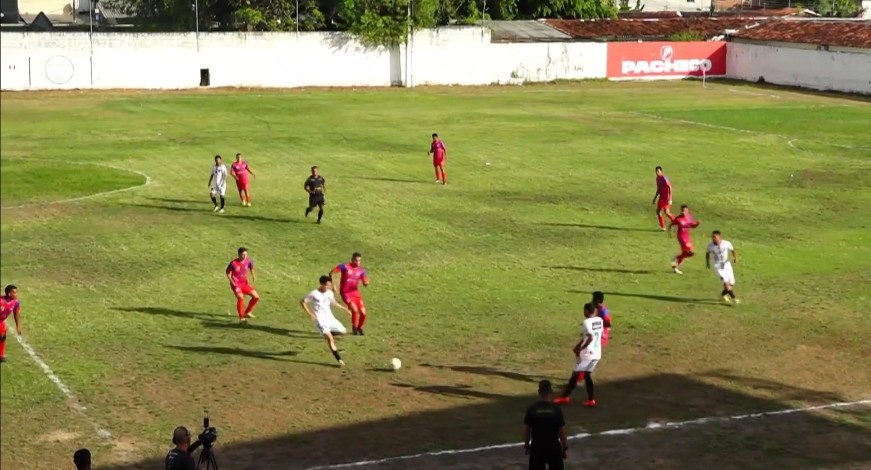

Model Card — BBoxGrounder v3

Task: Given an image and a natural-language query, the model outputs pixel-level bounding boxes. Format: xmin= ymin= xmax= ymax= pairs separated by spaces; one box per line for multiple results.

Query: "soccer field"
xmin=1 ymin=81 xmax=870 ymax=470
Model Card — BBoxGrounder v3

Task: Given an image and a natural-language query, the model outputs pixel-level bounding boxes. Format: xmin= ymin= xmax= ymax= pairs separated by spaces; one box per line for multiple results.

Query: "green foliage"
xmin=535 ymin=0 xmax=617 ymax=19
xmin=618 ymin=0 xmax=643 ymax=12
xmin=814 ymin=0 xmax=862 ymax=17
xmin=669 ymin=30 xmax=705 ymax=41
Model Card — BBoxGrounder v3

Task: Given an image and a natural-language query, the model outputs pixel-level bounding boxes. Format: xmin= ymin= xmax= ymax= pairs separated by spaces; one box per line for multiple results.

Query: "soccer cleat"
xmin=239 ymin=318 xmax=248 ymax=324
xmin=435 ymin=180 xmax=441 ymax=184
xmin=218 ymin=208 xmax=225 ymax=214
xmin=337 ymin=359 xmax=346 ymax=367
xmin=357 ymin=328 xmax=365 ymax=336
xmin=0 ymin=357 xmax=6 ymax=363
xmin=673 ymin=267 xmax=683 ymax=274
xmin=583 ymin=399 xmax=596 ymax=407
xmin=213 ymin=206 xmax=220 ymax=212
xmin=722 ymin=295 xmax=732 ymax=304
xmin=733 ymin=298 xmax=741 ymax=305
xmin=244 ymin=313 xmax=256 ymax=319
xmin=352 ymin=328 xmax=359 ymax=336
xmin=553 ymin=397 xmax=570 ymax=405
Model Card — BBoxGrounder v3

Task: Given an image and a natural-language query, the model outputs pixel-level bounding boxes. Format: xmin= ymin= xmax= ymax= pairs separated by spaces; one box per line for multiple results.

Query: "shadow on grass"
xmin=351 ymin=176 xmax=427 ymax=184
xmin=115 ymin=306 xmax=322 ymax=339
xmin=567 ymin=290 xmax=722 ymax=305
xmin=420 ymin=364 xmax=541 ymax=384
xmin=542 ymin=222 xmax=661 ymax=233
xmin=551 ymin=265 xmax=657 ymax=275
xmin=710 ymin=78 xmax=871 ymax=106
xmin=168 ymin=345 xmax=339 ymax=369
xmin=95 ymin=371 xmax=871 ymax=470
xmin=126 ymin=203 xmax=305 ymax=224
xmin=147 ymin=197 xmax=214 ymax=205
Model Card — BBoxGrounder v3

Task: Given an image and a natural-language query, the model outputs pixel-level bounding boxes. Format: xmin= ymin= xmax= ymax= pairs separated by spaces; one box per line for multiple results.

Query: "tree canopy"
xmin=102 ymin=0 xmax=619 ymax=45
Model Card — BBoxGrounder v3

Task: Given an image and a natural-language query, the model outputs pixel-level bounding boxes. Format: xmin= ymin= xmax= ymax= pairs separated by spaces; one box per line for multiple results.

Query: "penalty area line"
xmin=1 ymin=158 xmax=153 ymax=209
xmin=12 ymin=332 xmax=113 ymax=440
xmin=306 ymin=399 xmax=871 ymax=469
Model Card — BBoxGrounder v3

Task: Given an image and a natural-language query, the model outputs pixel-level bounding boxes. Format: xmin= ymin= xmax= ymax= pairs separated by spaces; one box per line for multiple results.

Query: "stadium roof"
xmin=486 ymin=20 xmax=572 ymax=42
xmin=730 ymin=19 xmax=871 ymax=48
xmin=542 ymin=18 xmax=765 ymax=41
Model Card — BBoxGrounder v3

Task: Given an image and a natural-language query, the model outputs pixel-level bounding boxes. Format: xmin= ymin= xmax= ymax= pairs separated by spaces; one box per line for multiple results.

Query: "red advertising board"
xmin=607 ymin=42 xmax=727 ymax=79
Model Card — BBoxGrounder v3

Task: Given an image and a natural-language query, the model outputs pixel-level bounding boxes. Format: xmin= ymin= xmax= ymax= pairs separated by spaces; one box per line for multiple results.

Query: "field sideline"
xmin=1 ymin=81 xmax=870 ymax=470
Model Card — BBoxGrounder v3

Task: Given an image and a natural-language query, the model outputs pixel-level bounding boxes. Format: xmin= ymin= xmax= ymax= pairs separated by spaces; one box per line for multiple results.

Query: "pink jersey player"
xmin=226 ymin=247 xmax=260 ymax=321
xmin=653 ymin=166 xmax=673 ymax=230
xmin=592 ymin=291 xmax=611 ymax=347
xmin=428 ymin=133 xmax=447 ymax=185
xmin=669 ymin=205 xmax=700 ymax=274
xmin=1 ymin=285 xmax=22 ymax=361
xmin=230 ymin=153 xmax=255 ymax=206
xmin=330 ymin=252 xmax=370 ymax=335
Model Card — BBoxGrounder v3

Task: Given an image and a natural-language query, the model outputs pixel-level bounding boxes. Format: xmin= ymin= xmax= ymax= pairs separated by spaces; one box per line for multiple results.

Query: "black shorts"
xmin=529 ymin=451 xmax=563 ymax=470
xmin=308 ymin=193 xmax=325 ymax=207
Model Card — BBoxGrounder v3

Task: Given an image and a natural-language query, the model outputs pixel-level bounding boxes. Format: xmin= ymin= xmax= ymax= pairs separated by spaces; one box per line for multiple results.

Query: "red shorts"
xmin=233 ymin=284 xmax=255 ymax=296
xmin=341 ymin=292 xmax=365 ymax=311
xmin=657 ymin=201 xmax=671 ymax=212
xmin=680 ymin=242 xmax=694 ymax=253
xmin=433 ymin=157 xmax=445 ymax=167
xmin=0 ymin=321 xmax=6 ymax=336
xmin=236 ymin=180 xmax=249 ymax=191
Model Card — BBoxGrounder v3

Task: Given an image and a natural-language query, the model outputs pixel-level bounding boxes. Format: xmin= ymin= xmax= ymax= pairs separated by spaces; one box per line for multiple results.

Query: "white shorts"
xmin=716 ymin=263 xmax=736 ymax=285
xmin=210 ymin=184 xmax=227 ymax=197
xmin=574 ymin=356 xmax=600 ymax=373
xmin=315 ymin=315 xmax=346 ymax=336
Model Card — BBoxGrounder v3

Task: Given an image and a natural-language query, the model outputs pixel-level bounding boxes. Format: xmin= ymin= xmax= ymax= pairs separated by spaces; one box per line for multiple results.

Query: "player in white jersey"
xmin=706 ymin=230 xmax=740 ymax=305
xmin=553 ymin=303 xmax=603 ymax=407
xmin=208 ymin=155 xmax=229 ymax=213
xmin=300 ymin=275 xmax=353 ymax=367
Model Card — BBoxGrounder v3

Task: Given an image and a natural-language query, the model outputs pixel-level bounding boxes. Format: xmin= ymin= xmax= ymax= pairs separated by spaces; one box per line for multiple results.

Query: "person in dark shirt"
xmin=165 ymin=426 xmax=199 ymax=470
xmin=304 ymin=166 xmax=327 ymax=224
xmin=524 ymin=380 xmax=568 ymax=470
xmin=73 ymin=448 xmax=91 ymax=470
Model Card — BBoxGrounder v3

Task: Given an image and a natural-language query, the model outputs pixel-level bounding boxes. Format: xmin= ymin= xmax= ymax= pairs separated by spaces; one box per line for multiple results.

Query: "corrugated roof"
xmin=486 ymin=20 xmax=571 ymax=42
xmin=732 ymin=20 xmax=871 ymax=48
xmin=543 ymin=18 xmax=763 ymax=41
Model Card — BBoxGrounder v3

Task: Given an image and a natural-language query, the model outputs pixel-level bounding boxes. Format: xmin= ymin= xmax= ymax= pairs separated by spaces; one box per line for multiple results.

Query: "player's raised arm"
xmin=300 ymin=296 xmax=316 ymax=321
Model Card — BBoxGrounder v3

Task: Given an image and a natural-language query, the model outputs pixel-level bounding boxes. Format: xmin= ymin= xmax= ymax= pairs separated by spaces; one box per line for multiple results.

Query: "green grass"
xmin=1 ymin=82 xmax=870 ymax=470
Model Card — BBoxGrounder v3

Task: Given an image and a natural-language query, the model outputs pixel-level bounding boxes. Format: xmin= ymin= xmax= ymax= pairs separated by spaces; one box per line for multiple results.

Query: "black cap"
xmin=538 ymin=379 xmax=553 ymax=395
xmin=73 ymin=448 xmax=91 ymax=468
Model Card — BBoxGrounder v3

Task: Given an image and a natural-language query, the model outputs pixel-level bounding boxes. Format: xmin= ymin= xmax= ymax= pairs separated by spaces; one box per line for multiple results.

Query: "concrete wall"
xmin=726 ymin=41 xmax=871 ymax=95
xmin=0 ymin=28 xmax=607 ymax=90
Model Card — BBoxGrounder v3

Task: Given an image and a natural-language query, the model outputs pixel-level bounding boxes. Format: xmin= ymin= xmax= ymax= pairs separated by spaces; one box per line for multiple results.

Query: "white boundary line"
xmin=12 ymin=331 xmax=113 ymax=439
xmin=306 ymin=399 xmax=871 ymax=469
xmin=1 ymin=158 xmax=152 ymax=209
xmin=628 ymin=112 xmax=867 ymax=151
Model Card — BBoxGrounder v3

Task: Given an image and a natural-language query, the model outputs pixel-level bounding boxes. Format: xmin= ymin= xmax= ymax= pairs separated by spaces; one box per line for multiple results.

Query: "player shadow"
xmin=567 ymin=290 xmax=722 ymax=305
xmin=352 ymin=176 xmax=427 ymax=184
xmin=392 ymin=383 xmax=508 ymax=400
xmin=420 ymin=364 xmax=542 ymax=384
xmin=200 ymin=319 xmax=323 ymax=339
xmin=126 ymin=203 xmax=306 ymax=224
xmin=542 ymin=222 xmax=661 ymax=233
xmin=112 ymin=306 xmax=220 ymax=319
xmin=147 ymin=197 xmax=213 ymax=205
xmin=551 ymin=265 xmax=657 ymax=275
xmin=167 ymin=345 xmax=302 ymax=362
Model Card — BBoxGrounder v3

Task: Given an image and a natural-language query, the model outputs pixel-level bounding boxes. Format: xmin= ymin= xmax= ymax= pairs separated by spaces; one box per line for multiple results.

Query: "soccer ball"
xmin=390 ymin=358 xmax=402 ymax=371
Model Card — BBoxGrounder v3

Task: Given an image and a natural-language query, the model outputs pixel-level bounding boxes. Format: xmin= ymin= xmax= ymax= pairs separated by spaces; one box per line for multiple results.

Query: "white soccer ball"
xmin=390 ymin=358 xmax=402 ymax=370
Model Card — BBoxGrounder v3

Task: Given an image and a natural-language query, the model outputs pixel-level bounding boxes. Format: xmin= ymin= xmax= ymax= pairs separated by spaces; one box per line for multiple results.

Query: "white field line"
xmin=1 ymin=158 xmax=152 ymax=209
xmin=306 ymin=399 xmax=871 ymax=469
xmin=12 ymin=331 xmax=113 ymax=439
xmin=628 ymin=112 xmax=866 ymax=150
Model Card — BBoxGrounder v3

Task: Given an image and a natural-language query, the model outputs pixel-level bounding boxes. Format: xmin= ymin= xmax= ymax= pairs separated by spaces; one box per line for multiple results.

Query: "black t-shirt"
xmin=305 ymin=176 xmax=326 ymax=194
xmin=524 ymin=400 xmax=565 ymax=454
xmin=165 ymin=448 xmax=196 ymax=470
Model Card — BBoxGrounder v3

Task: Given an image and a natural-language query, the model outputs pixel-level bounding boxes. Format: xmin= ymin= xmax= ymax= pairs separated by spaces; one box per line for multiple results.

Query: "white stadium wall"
xmin=726 ymin=41 xmax=871 ymax=95
xmin=1 ymin=28 xmax=869 ymax=94
xmin=0 ymin=28 xmax=607 ymax=91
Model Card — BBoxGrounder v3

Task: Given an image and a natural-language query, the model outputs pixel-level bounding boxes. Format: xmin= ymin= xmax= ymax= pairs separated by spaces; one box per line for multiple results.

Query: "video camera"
xmin=198 ymin=410 xmax=218 ymax=449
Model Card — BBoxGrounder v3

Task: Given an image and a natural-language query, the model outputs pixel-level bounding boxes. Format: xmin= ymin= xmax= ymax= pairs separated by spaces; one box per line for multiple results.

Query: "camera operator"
xmin=165 ymin=426 xmax=202 ymax=470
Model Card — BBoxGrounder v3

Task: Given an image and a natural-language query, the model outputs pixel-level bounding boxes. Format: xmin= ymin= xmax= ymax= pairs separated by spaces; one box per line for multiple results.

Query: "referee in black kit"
xmin=524 ymin=380 xmax=568 ymax=470
xmin=304 ymin=166 xmax=326 ymax=224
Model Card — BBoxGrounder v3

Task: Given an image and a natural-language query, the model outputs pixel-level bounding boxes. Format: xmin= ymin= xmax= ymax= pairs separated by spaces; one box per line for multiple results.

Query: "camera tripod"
xmin=198 ymin=445 xmax=219 ymax=470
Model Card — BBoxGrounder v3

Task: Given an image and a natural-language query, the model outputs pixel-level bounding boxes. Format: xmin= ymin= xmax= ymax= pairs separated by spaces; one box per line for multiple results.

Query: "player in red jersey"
xmin=652 ymin=166 xmax=673 ymax=230
xmin=330 ymin=252 xmax=370 ymax=335
xmin=592 ymin=291 xmax=611 ymax=347
xmin=230 ymin=153 xmax=255 ymax=207
xmin=0 ymin=285 xmax=23 ymax=363
xmin=428 ymin=133 xmax=447 ymax=185
xmin=668 ymin=205 xmax=700 ymax=274
xmin=226 ymin=247 xmax=260 ymax=322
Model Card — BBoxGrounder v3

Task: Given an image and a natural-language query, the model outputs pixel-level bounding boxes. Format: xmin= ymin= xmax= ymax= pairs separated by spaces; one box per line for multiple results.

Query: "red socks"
xmin=0 ymin=339 xmax=6 ymax=358
xmin=236 ymin=298 xmax=245 ymax=319
xmin=351 ymin=310 xmax=359 ymax=329
xmin=245 ymin=297 xmax=259 ymax=315
xmin=657 ymin=214 xmax=665 ymax=229
xmin=357 ymin=312 xmax=367 ymax=329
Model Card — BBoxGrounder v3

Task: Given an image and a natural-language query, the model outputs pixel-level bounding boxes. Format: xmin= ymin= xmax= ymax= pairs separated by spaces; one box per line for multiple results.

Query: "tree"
xmin=340 ymin=0 xmax=438 ymax=47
